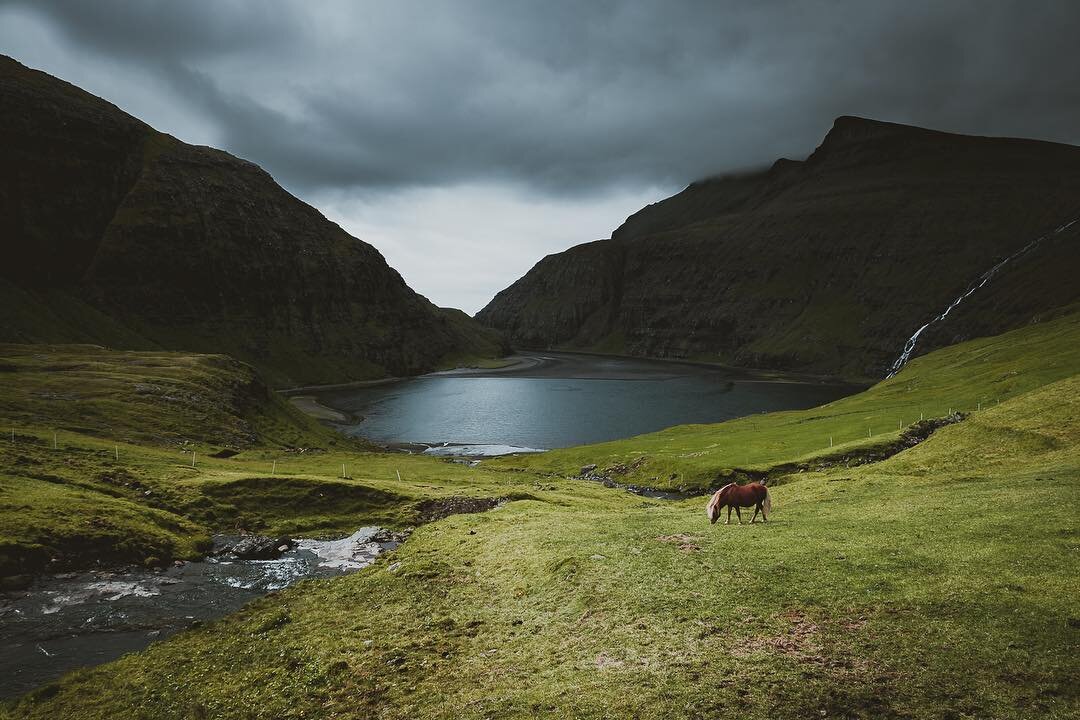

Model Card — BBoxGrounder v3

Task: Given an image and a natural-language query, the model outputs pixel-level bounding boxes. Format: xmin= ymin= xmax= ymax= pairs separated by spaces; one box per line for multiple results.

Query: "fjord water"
xmin=318 ymin=353 xmax=856 ymax=452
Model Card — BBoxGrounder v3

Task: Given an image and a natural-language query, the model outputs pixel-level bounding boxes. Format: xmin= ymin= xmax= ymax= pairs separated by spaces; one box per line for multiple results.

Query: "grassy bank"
xmin=2 ymin=315 xmax=1079 ymax=718
xmin=488 ymin=311 xmax=1080 ymax=491
xmin=0 ymin=422 xmax=544 ymax=577
xmin=0 ymin=345 xmax=523 ymax=576
xmin=7 ymin=372 xmax=1078 ymax=718
xmin=0 ymin=344 xmax=341 ymax=449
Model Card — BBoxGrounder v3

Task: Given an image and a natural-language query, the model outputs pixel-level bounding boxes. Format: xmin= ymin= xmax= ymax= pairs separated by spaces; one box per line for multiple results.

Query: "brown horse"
xmin=706 ymin=482 xmax=771 ymax=525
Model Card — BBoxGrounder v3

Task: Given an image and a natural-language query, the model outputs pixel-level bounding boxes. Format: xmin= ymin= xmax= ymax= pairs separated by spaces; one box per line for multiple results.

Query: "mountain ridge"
xmin=477 ymin=116 xmax=1080 ymax=378
xmin=0 ymin=55 xmax=506 ymax=386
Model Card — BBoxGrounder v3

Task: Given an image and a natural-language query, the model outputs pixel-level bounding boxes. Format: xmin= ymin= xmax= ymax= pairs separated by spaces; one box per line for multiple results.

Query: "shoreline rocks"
xmin=220 ymin=535 xmax=295 ymax=560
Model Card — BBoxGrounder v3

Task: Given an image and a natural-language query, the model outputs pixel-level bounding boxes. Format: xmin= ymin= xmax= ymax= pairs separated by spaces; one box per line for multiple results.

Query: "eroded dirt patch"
xmin=201 ymin=477 xmax=402 ymax=518
xmin=738 ymin=413 xmax=970 ymax=486
xmin=733 ymin=609 xmax=821 ymax=660
xmin=412 ymin=496 xmax=503 ymax=523
xmin=732 ymin=609 xmax=870 ymax=670
xmin=595 ymin=652 xmax=626 ymax=670
xmin=656 ymin=534 xmax=702 ymax=552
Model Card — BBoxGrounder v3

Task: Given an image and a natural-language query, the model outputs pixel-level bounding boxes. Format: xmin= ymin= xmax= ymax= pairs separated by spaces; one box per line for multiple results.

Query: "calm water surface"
xmin=317 ymin=353 xmax=856 ymax=452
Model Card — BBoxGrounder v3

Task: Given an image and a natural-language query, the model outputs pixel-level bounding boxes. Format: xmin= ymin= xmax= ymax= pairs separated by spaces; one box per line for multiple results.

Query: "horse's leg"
xmin=725 ymin=506 xmax=731 ymax=525
xmin=749 ymin=504 xmax=759 ymax=524
xmin=735 ymin=506 xmax=742 ymax=524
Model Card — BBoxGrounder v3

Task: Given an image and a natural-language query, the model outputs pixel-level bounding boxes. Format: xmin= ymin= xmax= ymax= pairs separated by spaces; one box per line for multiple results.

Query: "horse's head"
xmin=705 ymin=490 xmax=724 ymax=524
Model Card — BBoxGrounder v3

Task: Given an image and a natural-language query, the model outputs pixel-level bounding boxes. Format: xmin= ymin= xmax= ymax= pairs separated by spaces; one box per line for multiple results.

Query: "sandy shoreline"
xmin=287 ymin=395 xmax=354 ymax=423
xmin=276 ymin=355 xmax=539 ymax=396
xmin=423 ymin=354 xmax=545 ymax=376
xmin=279 ymin=351 xmax=864 ymax=396
xmin=420 ymin=351 xmax=864 ymax=385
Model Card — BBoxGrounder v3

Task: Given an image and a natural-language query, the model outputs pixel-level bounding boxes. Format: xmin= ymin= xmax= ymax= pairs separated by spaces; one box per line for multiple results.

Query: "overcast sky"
xmin=2 ymin=1 xmax=1079 ymax=313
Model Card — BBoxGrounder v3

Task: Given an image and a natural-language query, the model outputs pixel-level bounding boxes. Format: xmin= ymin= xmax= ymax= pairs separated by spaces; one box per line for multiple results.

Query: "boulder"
xmin=370 ymin=528 xmax=410 ymax=545
xmin=228 ymin=535 xmax=294 ymax=560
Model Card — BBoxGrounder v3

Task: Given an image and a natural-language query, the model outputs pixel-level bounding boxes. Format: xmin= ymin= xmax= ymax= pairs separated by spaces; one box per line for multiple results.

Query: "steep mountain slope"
xmin=909 ymin=219 xmax=1080 ymax=358
xmin=477 ymin=117 xmax=1080 ymax=379
xmin=0 ymin=56 xmax=505 ymax=386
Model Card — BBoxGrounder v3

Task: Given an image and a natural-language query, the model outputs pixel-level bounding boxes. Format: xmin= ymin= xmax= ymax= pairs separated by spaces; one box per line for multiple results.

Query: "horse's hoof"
xmin=724 ymin=521 xmax=729 ymax=525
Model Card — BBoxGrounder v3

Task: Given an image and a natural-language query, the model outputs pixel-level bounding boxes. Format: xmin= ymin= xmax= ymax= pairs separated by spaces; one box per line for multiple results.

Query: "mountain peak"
xmin=807 ymin=115 xmax=1080 ymax=169
xmin=827 ymin=115 xmax=935 ymax=139
xmin=806 ymin=116 xmax=947 ymax=164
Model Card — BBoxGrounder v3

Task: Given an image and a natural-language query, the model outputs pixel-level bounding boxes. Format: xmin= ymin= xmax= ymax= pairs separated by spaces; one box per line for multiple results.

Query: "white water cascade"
xmin=885 ymin=217 xmax=1078 ymax=379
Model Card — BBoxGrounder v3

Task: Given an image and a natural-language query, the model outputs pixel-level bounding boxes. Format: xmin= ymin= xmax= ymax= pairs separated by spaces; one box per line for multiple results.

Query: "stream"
xmin=0 ymin=528 xmax=400 ymax=699
xmin=886 ymin=216 xmax=1078 ymax=377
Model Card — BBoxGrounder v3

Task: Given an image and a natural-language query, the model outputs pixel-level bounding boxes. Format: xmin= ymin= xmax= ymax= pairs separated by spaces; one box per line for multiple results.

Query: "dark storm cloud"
xmin=5 ymin=0 xmax=1080 ymax=195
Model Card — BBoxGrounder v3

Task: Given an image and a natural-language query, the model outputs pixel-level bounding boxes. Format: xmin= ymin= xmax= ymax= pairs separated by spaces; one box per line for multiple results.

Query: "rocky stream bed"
xmin=0 ymin=527 xmax=406 ymax=699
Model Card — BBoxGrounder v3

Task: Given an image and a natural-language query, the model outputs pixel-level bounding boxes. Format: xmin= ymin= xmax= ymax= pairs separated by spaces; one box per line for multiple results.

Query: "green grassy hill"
xmin=0 ymin=342 xmax=541 ymax=578
xmin=3 ymin=314 xmax=1079 ymax=718
xmin=0 ymin=345 xmax=339 ymax=449
xmin=491 ymin=309 xmax=1080 ymax=491
xmin=0 ymin=344 xmax=343 ymax=577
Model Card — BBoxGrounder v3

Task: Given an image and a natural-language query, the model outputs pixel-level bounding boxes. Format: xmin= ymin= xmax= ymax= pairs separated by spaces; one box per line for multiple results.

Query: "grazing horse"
xmin=706 ymin=482 xmax=771 ymax=525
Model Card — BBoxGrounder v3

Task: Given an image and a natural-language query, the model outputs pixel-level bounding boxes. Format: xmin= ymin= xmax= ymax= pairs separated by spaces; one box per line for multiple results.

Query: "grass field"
xmin=0 ymin=345 xmax=526 ymax=576
xmin=0 ymin=418 xmax=547 ymax=577
xmin=2 ymin=316 xmax=1079 ymax=718
xmin=490 ymin=311 xmax=1080 ymax=491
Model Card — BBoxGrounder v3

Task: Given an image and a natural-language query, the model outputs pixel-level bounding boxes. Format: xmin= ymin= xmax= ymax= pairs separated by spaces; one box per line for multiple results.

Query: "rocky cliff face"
xmin=477 ymin=117 xmax=1080 ymax=379
xmin=0 ymin=56 xmax=505 ymax=385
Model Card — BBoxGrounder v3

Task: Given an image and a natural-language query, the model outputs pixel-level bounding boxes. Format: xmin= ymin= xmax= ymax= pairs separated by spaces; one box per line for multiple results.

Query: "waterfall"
xmin=885 ymin=217 xmax=1078 ymax=379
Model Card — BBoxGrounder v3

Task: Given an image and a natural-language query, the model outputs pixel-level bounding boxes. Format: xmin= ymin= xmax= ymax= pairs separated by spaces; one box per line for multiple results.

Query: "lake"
xmin=313 ymin=353 xmax=858 ymax=454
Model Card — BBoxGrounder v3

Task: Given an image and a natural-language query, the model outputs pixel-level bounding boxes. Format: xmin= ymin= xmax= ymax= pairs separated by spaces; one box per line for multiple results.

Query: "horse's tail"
xmin=763 ymin=487 xmax=772 ymax=516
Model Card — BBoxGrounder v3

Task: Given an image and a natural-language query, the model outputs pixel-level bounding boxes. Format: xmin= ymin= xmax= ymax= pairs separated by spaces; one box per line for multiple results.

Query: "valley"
xmin=1 ymin=44 xmax=1078 ymax=720
xmin=3 ymin=310 xmax=1079 ymax=718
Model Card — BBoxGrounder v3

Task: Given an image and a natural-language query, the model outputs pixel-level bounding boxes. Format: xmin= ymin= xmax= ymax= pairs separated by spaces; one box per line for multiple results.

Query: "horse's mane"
xmin=716 ymin=482 xmax=737 ymax=496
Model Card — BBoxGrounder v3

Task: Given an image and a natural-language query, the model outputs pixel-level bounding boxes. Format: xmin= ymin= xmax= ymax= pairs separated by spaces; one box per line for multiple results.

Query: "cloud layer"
xmin=3 ymin=1 xmax=1079 ymax=310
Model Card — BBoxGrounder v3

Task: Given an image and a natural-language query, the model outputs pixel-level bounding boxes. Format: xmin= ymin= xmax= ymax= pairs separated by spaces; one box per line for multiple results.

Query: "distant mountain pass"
xmin=477 ymin=117 xmax=1080 ymax=379
xmin=0 ymin=55 xmax=506 ymax=386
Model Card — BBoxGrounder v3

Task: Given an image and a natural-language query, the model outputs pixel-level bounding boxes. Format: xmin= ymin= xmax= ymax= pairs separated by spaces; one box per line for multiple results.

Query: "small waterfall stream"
xmin=886 ymin=218 xmax=1078 ymax=378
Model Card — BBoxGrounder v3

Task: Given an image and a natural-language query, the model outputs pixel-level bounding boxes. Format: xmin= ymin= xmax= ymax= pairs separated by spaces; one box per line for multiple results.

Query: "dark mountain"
xmin=0 ymin=56 xmax=506 ymax=386
xmin=477 ymin=117 xmax=1080 ymax=379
